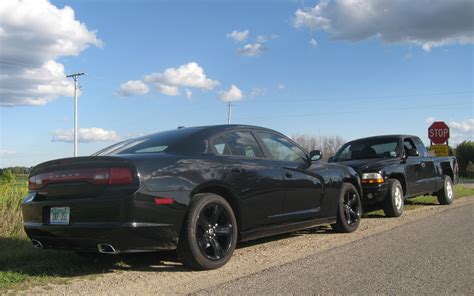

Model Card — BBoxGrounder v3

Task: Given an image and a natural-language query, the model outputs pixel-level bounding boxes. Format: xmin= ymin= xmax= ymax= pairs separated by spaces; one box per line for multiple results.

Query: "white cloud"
xmin=185 ymin=89 xmax=192 ymax=99
xmin=218 ymin=85 xmax=243 ymax=102
xmin=0 ymin=0 xmax=102 ymax=106
xmin=251 ymin=87 xmax=267 ymax=97
xmin=277 ymin=83 xmax=286 ymax=90
xmin=119 ymin=62 xmax=218 ymax=98
xmin=450 ymin=119 xmax=474 ymax=133
xmin=144 ymin=62 xmax=219 ymax=96
xmin=227 ymin=30 xmax=249 ymax=42
xmin=294 ymin=0 xmax=474 ymax=51
xmin=309 ymin=38 xmax=318 ymax=47
xmin=256 ymin=33 xmax=279 ymax=43
xmin=115 ymin=80 xmax=149 ymax=97
xmin=52 ymin=128 xmax=120 ymax=143
xmin=425 ymin=117 xmax=436 ymax=124
xmin=155 ymin=83 xmax=180 ymax=96
xmin=238 ymin=43 xmax=265 ymax=57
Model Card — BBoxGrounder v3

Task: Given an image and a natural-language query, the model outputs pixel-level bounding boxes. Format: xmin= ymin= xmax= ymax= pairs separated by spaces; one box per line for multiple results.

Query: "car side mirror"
xmin=405 ymin=149 xmax=419 ymax=157
xmin=310 ymin=150 xmax=322 ymax=162
xmin=328 ymin=156 xmax=334 ymax=163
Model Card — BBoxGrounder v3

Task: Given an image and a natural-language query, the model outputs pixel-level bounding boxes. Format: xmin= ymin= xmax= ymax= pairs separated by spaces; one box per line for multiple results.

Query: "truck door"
xmin=404 ymin=137 xmax=435 ymax=195
xmin=413 ymin=137 xmax=437 ymax=192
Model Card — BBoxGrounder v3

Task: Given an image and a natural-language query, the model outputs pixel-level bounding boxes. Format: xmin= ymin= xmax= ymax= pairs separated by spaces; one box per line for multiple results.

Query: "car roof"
xmin=135 ymin=124 xmax=285 ymax=142
xmin=347 ymin=134 xmax=418 ymax=143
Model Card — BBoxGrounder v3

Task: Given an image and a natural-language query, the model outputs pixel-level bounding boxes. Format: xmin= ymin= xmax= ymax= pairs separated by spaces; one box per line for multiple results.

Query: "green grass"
xmin=0 ymin=181 xmax=473 ymax=291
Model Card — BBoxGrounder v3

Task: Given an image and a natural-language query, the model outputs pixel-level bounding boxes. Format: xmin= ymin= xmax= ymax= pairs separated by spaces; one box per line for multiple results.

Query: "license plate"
xmin=50 ymin=207 xmax=70 ymax=225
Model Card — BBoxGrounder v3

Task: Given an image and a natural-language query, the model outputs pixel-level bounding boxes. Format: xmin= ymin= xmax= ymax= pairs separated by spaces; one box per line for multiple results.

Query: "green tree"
xmin=1 ymin=169 xmax=15 ymax=184
xmin=455 ymin=141 xmax=474 ymax=177
xmin=466 ymin=162 xmax=474 ymax=178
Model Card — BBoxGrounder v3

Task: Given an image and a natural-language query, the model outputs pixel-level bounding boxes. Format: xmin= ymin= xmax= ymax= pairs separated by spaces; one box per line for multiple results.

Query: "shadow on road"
xmin=0 ymin=224 xmax=341 ymax=281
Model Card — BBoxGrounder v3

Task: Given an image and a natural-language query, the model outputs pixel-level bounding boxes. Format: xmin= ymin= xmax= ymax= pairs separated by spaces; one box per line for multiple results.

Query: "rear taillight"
xmin=28 ymin=167 xmax=133 ymax=190
xmin=109 ymin=167 xmax=133 ymax=185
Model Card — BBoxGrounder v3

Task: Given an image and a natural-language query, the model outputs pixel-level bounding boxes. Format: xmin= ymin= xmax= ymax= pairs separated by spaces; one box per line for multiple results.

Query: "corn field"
xmin=0 ymin=181 xmax=28 ymax=237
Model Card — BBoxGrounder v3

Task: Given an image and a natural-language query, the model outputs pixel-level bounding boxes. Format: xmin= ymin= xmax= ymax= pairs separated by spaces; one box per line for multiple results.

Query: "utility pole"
xmin=66 ymin=73 xmax=85 ymax=157
xmin=227 ymin=102 xmax=232 ymax=124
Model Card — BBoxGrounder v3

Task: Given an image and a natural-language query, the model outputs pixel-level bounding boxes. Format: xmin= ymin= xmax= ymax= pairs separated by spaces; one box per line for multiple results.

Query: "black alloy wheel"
xmin=342 ymin=187 xmax=361 ymax=227
xmin=178 ymin=193 xmax=237 ymax=270
xmin=196 ymin=203 xmax=234 ymax=261
xmin=331 ymin=183 xmax=362 ymax=233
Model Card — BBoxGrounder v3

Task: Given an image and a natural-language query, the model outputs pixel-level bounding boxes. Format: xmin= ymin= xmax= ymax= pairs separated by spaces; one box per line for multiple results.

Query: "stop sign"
xmin=428 ymin=121 xmax=450 ymax=144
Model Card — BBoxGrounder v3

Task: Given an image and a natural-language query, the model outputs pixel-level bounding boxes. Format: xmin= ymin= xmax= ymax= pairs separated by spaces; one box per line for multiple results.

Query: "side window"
xmin=213 ymin=136 xmax=231 ymax=155
xmin=257 ymin=132 xmax=307 ymax=163
xmin=413 ymin=137 xmax=428 ymax=157
xmin=222 ymin=131 xmax=263 ymax=158
xmin=403 ymin=138 xmax=417 ymax=152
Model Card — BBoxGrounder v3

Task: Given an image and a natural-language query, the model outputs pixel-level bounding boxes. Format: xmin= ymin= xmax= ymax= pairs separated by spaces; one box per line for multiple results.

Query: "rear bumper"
xmin=21 ymin=189 xmax=188 ymax=253
xmin=23 ymin=222 xmax=178 ymax=252
xmin=361 ymin=183 xmax=389 ymax=206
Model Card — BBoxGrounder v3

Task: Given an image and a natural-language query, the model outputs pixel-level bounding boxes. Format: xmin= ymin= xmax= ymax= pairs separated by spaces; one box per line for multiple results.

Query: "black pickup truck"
xmin=329 ymin=135 xmax=459 ymax=217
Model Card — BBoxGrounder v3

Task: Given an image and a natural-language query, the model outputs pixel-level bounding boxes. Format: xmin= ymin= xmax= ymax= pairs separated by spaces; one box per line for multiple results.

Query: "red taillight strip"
xmin=109 ymin=167 xmax=133 ymax=185
xmin=154 ymin=197 xmax=174 ymax=205
xmin=29 ymin=167 xmax=133 ymax=190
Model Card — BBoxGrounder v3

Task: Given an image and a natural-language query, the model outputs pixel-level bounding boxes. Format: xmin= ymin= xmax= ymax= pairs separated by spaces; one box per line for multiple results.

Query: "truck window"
xmin=403 ymin=138 xmax=416 ymax=151
xmin=334 ymin=137 xmax=400 ymax=161
xmin=413 ymin=137 xmax=428 ymax=157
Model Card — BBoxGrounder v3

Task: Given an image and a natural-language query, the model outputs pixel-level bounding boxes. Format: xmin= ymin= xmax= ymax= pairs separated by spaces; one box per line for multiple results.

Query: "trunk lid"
xmin=29 ymin=156 xmax=138 ymax=199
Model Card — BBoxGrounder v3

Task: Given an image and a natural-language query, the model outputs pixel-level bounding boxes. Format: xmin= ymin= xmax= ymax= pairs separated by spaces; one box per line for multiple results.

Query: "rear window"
xmin=93 ymin=127 xmax=206 ymax=156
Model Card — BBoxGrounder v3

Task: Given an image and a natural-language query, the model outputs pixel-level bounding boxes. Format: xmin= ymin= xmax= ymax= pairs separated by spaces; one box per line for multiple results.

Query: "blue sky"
xmin=0 ymin=0 xmax=473 ymax=167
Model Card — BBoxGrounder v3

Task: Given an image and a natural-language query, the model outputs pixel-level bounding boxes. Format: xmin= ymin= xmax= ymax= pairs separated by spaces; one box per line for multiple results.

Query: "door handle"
xmin=285 ymin=172 xmax=293 ymax=178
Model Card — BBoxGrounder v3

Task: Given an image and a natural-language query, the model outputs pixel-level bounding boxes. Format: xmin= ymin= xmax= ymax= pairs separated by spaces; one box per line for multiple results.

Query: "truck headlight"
xmin=361 ymin=173 xmax=385 ymax=184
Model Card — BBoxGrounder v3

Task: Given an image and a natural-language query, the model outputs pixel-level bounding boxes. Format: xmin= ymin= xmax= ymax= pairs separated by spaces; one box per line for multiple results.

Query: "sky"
xmin=0 ymin=0 xmax=473 ymax=167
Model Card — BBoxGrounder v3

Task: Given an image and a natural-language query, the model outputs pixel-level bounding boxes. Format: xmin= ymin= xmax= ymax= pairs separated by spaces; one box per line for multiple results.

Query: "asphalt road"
xmin=196 ymin=203 xmax=474 ymax=295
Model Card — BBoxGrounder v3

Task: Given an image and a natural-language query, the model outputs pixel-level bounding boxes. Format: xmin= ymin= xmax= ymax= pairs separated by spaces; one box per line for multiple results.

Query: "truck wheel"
xmin=436 ymin=175 xmax=454 ymax=205
xmin=177 ymin=193 xmax=237 ymax=270
xmin=331 ymin=183 xmax=361 ymax=233
xmin=383 ymin=179 xmax=404 ymax=217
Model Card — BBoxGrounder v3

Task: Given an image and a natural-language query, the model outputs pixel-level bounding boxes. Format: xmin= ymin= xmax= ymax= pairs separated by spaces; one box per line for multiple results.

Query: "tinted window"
xmin=213 ymin=136 xmax=231 ymax=155
xmin=257 ymin=132 xmax=307 ymax=163
xmin=93 ymin=127 xmax=206 ymax=155
xmin=334 ymin=137 xmax=400 ymax=161
xmin=413 ymin=137 xmax=428 ymax=157
xmin=403 ymin=138 xmax=416 ymax=151
xmin=222 ymin=131 xmax=263 ymax=158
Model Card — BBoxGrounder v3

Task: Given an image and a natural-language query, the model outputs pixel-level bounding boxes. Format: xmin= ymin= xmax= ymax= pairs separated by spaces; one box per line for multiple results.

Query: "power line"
xmin=66 ymin=72 xmax=85 ymax=157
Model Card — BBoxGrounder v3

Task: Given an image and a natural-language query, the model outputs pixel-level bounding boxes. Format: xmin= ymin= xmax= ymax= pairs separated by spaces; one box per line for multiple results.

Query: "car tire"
xmin=436 ymin=175 xmax=454 ymax=205
xmin=383 ymin=179 xmax=404 ymax=217
xmin=331 ymin=183 xmax=362 ymax=233
xmin=177 ymin=193 xmax=238 ymax=270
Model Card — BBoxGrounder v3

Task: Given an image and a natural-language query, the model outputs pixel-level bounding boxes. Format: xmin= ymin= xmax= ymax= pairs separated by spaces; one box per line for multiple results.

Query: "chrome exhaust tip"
xmin=97 ymin=244 xmax=118 ymax=254
xmin=32 ymin=239 xmax=43 ymax=249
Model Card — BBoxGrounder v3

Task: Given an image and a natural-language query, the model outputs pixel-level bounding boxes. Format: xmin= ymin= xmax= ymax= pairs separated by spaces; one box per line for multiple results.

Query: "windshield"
xmin=334 ymin=138 xmax=400 ymax=161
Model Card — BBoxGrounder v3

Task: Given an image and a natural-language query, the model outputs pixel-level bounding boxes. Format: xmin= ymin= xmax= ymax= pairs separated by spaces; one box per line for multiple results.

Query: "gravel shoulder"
xmin=11 ymin=197 xmax=474 ymax=295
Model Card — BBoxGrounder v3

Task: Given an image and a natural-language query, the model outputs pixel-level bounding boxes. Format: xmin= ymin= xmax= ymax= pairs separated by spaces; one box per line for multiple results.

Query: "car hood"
xmin=334 ymin=158 xmax=400 ymax=173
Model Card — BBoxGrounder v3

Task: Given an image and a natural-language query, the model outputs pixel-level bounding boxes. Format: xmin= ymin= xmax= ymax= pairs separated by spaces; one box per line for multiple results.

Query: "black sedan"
xmin=22 ymin=125 xmax=362 ymax=269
